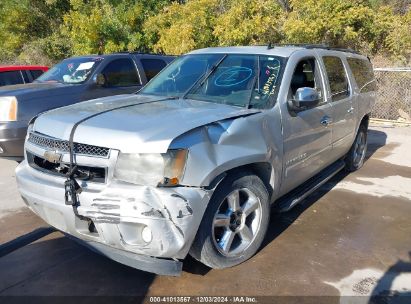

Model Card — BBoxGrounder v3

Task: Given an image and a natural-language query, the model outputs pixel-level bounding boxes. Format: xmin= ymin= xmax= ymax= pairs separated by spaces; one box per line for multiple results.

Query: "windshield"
xmin=140 ymin=54 xmax=284 ymax=108
xmin=36 ymin=57 xmax=103 ymax=84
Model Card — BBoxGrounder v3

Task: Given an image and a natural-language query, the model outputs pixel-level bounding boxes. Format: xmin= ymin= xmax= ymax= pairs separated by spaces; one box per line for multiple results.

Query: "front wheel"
xmin=190 ymin=171 xmax=270 ymax=269
xmin=345 ymin=124 xmax=368 ymax=172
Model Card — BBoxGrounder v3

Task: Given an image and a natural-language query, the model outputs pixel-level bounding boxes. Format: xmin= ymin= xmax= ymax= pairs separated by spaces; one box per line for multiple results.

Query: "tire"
xmin=189 ymin=171 xmax=270 ymax=269
xmin=345 ymin=124 xmax=368 ymax=172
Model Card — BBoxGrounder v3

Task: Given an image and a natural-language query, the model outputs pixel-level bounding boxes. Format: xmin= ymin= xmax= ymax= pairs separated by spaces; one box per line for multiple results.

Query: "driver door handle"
xmin=320 ymin=116 xmax=331 ymax=126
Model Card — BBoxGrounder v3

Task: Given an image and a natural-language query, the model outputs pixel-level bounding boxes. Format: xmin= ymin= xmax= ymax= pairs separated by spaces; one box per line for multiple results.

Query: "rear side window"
xmin=347 ymin=58 xmax=376 ymax=92
xmin=0 ymin=71 xmax=24 ymax=86
xmin=101 ymin=58 xmax=140 ymax=87
xmin=30 ymin=70 xmax=45 ymax=80
xmin=323 ymin=56 xmax=350 ymax=102
xmin=140 ymin=59 xmax=167 ymax=82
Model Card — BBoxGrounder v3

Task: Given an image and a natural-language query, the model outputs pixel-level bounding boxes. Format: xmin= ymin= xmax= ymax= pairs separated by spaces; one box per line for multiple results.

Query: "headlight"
xmin=0 ymin=96 xmax=18 ymax=122
xmin=114 ymin=149 xmax=188 ymax=186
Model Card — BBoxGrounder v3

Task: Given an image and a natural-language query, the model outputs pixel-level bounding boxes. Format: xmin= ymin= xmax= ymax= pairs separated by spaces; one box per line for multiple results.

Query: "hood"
xmin=0 ymin=82 xmax=81 ymax=98
xmin=33 ymin=94 xmax=259 ymax=153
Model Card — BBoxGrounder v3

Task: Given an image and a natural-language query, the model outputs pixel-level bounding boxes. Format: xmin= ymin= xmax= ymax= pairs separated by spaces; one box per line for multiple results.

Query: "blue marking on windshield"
xmin=214 ymin=67 xmax=253 ymax=87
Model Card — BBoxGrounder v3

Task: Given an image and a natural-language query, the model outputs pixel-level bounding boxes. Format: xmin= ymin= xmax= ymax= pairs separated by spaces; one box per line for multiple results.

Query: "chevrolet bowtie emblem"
xmin=43 ymin=150 xmax=62 ymax=163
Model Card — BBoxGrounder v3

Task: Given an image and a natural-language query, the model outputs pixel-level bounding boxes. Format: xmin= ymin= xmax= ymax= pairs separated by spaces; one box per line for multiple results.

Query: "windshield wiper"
xmin=181 ymin=54 xmax=228 ymax=99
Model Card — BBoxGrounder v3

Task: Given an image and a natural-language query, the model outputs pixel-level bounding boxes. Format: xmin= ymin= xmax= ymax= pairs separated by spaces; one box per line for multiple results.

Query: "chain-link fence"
xmin=372 ymin=68 xmax=411 ymax=122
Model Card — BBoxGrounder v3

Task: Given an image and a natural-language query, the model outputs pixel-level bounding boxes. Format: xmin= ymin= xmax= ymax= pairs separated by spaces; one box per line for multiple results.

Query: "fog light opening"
xmin=142 ymin=226 xmax=152 ymax=243
xmin=0 ymin=146 xmax=3 ymax=154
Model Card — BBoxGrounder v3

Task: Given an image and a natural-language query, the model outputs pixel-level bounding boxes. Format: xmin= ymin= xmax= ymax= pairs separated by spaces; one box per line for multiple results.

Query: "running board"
xmin=275 ymin=160 xmax=345 ymax=212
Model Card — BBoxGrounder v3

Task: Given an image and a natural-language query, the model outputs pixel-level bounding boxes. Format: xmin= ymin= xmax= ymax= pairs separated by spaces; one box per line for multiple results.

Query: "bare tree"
xmin=277 ymin=0 xmax=291 ymax=12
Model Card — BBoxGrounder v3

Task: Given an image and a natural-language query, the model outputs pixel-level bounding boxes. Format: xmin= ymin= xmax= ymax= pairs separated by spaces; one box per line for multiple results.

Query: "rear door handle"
xmin=347 ymin=106 xmax=354 ymax=113
xmin=320 ymin=116 xmax=331 ymax=126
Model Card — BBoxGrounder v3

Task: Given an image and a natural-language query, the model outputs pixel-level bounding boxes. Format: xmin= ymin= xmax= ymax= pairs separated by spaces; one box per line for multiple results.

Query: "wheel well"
xmin=215 ymin=162 xmax=274 ymax=200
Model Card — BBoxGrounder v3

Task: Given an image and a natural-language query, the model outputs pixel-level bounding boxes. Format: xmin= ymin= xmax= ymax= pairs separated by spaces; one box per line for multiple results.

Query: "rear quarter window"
xmin=347 ymin=58 xmax=376 ymax=93
xmin=0 ymin=71 xmax=24 ymax=86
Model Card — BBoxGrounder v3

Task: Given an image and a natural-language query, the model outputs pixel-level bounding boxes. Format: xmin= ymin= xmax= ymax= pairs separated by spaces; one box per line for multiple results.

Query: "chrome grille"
xmin=28 ymin=132 xmax=110 ymax=158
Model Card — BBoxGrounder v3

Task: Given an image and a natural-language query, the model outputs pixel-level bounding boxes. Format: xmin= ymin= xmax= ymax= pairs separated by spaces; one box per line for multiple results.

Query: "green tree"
xmin=0 ymin=0 xmax=70 ymax=63
xmin=282 ymin=0 xmax=378 ymax=50
xmin=60 ymin=0 xmax=172 ymax=56
xmin=0 ymin=0 xmax=409 ymax=65
xmin=382 ymin=8 xmax=411 ymax=62
xmin=144 ymin=0 xmax=221 ymax=55
xmin=144 ymin=0 xmax=285 ymax=55
xmin=282 ymin=0 xmax=410 ymax=63
xmin=214 ymin=0 xmax=284 ymax=46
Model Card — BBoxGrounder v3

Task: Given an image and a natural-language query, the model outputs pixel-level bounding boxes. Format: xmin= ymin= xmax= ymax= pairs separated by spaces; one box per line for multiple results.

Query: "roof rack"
xmin=267 ymin=43 xmax=361 ymax=55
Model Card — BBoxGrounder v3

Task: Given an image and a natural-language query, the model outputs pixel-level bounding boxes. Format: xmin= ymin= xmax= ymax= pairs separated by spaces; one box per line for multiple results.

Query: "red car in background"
xmin=0 ymin=66 xmax=49 ymax=87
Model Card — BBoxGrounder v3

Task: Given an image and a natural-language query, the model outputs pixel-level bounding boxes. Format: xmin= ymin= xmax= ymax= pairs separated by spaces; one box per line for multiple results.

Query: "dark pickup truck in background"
xmin=0 ymin=52 xmax=175 ymax=160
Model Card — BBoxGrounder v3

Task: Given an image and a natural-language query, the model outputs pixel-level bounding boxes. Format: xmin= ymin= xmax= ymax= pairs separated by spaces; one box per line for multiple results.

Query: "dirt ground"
xmin=0 ymin=125 xmax=410 ymax=302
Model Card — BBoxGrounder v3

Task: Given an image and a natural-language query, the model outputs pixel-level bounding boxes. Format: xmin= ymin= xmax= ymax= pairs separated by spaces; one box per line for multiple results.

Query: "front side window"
xmin=0 ymin=71 xmax=24 ymax=86
xmin=141 ymin=54 xmax=284 ymax=108
xmin=347 ymin=58 xmax=376 ymax=93
xmin=101 ymin=58 xmax=140 ymax=87
xmin=141 ymin=58 xmax=167 ymax=82
xmin=30 ymin=70 xmax=44 ymax=80
xmin=323 ymin=56 xmax=350 ymax=102
xmin=289 ymin=58 xmax=324 ymax=104
xmin=36 ymin=57 xmax=103 ymax=84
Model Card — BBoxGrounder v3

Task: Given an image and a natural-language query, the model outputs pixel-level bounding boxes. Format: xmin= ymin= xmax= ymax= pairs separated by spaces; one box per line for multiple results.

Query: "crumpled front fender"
xmin=171 ymin=112 xmax=282 ymax=190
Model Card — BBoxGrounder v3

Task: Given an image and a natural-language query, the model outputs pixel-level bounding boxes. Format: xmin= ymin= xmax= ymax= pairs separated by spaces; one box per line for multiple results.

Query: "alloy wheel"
xmin=212 ymin=188 xmax=262 ymax=257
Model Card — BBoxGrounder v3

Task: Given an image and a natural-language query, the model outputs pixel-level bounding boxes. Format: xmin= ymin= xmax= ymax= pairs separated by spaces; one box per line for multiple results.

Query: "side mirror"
xmin=94 ymin=73 xmax=106 ymax=87
xmin=291 ymin=87 xmax=320 ymax=109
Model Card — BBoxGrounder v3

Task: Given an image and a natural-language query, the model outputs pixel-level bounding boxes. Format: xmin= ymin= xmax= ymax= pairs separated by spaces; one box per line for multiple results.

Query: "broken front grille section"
xmin=28 ymin=132 xmax=110 ymax=158
xmin=27 ymin=151 xmax=106 ymax=183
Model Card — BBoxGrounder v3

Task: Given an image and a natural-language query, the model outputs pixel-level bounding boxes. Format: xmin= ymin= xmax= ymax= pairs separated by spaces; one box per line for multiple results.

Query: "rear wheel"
xmin=345 ymin=124 xmax=368 ymax=172
xmin=190 ymin=171 xmax=270 ymax=269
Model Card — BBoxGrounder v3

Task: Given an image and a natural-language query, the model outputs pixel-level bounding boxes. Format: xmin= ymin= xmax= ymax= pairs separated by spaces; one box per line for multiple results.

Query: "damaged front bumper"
xmin=16 ymin=155 xmax=213 ymax=276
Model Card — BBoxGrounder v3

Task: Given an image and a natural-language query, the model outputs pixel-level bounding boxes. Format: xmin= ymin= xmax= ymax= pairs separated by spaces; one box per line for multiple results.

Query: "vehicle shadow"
xmin=260 ymin=169 xmax=350 ymax=251
xmin=366 ymin=129 xmax=387 ymax=160
xmin=368 ymin=252 xmax=411 ymax=304
xmin=0 ymin=236 xmax=156 ymax=297
xmin=260 ymin=129 xmax=387 ymax=251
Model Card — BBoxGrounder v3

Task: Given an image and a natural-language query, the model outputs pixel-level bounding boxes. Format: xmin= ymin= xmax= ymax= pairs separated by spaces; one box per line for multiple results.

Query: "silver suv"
xmin=16 ymin=45 xmax=376 ymax=275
